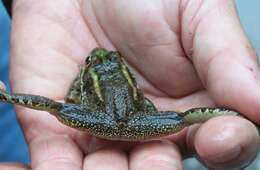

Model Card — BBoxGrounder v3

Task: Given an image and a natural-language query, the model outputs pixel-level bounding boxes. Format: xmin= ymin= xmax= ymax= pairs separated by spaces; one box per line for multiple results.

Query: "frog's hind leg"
xmin=183 ymin=107 xmax=239 ymax=124
xmin=66 ymin=75 xmax=81 ymax=104
xmin=125 ymin=111 xmax=187 ymax=140
xmin=0 ymin=89 xmax=62 ymax=113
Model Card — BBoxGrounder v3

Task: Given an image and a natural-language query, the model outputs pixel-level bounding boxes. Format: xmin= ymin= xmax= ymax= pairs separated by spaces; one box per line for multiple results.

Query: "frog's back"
xmin=80 ymin=50 xmax=147 ymax=124
xmin=96 ymin=57 xmax=146 ymax=123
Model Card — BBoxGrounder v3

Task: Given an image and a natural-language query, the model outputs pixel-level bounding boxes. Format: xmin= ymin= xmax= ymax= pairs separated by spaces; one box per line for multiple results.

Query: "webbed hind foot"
xmin=0 ymin=89 xmax=62 ymax=113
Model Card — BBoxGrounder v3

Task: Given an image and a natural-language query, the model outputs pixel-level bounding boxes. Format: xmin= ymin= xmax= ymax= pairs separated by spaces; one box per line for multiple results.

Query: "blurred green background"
xmin=185 ymin=0 xmax=260 ymax=169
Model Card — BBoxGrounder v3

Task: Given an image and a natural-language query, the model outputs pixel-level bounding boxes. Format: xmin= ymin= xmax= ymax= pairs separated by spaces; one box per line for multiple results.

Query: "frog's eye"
xmin=85 ymin=56 xmax=91 ymax=65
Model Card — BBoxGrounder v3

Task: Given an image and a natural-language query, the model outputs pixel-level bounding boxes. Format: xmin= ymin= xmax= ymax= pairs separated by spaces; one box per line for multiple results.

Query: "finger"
xmin=0 ymin=163 xmax=29 ymax=170
xmin=29 ymin=135 xmax=83 ymax=170
xmin=129 ymin=141 xmax=183 ymax=170
xmin=11 ymin=0 xmax=97 ymax=98
xmin=181 ymin=1 xmax=260 ymax=122
xmin=83 ymin=0 xmax=202 ymax=97
xmin=146 ymin=90 xmax=216 ymax=112
xmin=83 ymin=149 xmax=128 ymax=170
xmin=80 ymin=137 xmax=136 ymax=153
xmin=186 ymin=116 xmax=259 ymax=169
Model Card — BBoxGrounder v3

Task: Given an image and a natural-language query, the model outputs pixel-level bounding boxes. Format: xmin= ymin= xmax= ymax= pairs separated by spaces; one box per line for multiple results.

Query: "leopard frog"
xmin=0 ymin=48 xmax=246 ymax=141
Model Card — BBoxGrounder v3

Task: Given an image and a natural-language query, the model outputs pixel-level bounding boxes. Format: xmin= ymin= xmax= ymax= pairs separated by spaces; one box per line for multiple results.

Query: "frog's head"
xmin=85 ymin=48 xmax=124 ymax=73
xmin=83 ymin=48 xmax=137 ymax=99
xmin=89 ymin=48 xmax=110 ymax=62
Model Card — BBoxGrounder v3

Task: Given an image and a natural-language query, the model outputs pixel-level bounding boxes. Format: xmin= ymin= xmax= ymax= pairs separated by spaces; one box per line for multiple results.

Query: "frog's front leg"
xmin=143 ymin=97 xmax=157 ymax=113
xmin=0 ymin=89 xmax=62 ymax=113
xmin=66 ymin=73 xmax=82 ymax=104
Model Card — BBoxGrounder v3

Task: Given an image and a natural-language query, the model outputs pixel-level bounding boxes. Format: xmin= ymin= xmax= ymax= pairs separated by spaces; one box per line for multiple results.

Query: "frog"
xmin=0 ymin=48 xmax=251 ymax=141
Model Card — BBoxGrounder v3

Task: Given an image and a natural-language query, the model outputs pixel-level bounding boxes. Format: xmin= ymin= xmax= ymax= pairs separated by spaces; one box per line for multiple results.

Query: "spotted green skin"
xmin=0 ymin=48 xmax=241 ymax=141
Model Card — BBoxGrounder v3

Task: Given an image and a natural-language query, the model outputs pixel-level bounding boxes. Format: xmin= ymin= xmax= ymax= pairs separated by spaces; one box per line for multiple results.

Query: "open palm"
xmin=7 ymin=0 xmax=260 ymax=169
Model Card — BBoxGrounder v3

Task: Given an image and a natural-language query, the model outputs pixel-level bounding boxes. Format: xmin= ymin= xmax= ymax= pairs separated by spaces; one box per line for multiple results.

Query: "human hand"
xmin=0 ymin=81 xmax=5 ymax=91
xmin=8 ymin=0 xmax=259 ymax=169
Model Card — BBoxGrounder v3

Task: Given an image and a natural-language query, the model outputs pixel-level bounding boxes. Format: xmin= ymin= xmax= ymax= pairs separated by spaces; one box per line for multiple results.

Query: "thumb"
xmin=182 ymin=0 xmax=260 ymax=123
